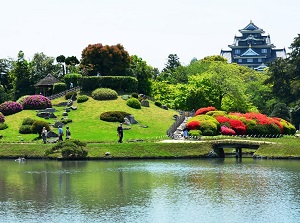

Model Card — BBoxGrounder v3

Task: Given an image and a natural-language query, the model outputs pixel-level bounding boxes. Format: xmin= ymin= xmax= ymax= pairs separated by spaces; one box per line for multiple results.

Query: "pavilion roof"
xmin=34 ymin=74 xmax=61 ymax=87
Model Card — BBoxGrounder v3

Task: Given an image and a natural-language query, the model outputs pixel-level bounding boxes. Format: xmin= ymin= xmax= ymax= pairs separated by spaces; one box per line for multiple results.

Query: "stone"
xmin=62 ymin=112 xmax=68 ymax=116
xmin=125 ymin=115 xmax=138 ymax=124
xmin=67 ymin=100 xmax=73 ymax=106
xmin=54 ymin=122 xmax=64 ymax=128
xmin=141 ymin=100 xmax=150 ymax=107
xmin=36 ymin=112 xmax=50 ymax=118
xmin=45 ymin=108 xmax=57 ymax=113
xmin=47 ymin=131 xmax=58 ymax=138
xmin=49 ymin=113 xmax=57 ymax=118
xmin=70 ymin=106 xmax=77 ymax=110
xmin=123 ymin=117 xmax=131 ymax=125
xmin=65 ymin=108 xmax=71 ymax=112
xmin=161 ymin=105 xmax=168 ymax=110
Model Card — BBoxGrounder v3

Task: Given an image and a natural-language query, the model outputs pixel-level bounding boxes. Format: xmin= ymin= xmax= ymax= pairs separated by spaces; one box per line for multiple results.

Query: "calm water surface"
xmin=0 ymin=158 xmax=299 ymax=223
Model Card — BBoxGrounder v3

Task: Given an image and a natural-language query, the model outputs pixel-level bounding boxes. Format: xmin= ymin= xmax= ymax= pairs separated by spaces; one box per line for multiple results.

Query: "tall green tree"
xmin=11 ymin=51 xmax=34 ymax=99
xmin=80 ymin=43 xmax=131 ymax=76
xmin=0 ymin=58 xmax=13 ymax=92
xmin=29 ymin=52 xmax=61 ymax=84
xmin=56 ymin=55 xmax=66 ymax=75
xmin=126 ymin=55 xmax=153 ymax=95
xmin=65 ymin=56 xmax=79 ymax=74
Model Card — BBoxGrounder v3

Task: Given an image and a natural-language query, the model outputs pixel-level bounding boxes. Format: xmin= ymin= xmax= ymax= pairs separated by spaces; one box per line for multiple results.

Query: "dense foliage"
xmin=53 ymin=82 xmax=66 ymax=94
xmin=31 ymin=120 xmax=50 ymax=136
xmin=22 ymin=95 xmax=52 ymax=110
xmin=0 ymin=101 xmax=23 ymax=115
xmin=92 ymin=88 xmax=118 ymax=100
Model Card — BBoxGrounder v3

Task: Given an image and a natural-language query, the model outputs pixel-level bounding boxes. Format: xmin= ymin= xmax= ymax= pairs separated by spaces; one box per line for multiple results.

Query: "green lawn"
xmin=0 ymin=94 xmax=178 ymax=143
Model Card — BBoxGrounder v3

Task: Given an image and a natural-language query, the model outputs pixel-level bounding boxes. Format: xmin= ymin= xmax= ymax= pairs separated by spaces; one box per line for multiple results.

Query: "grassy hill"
xmin=0 ymin=94 xmax=179 ymax=143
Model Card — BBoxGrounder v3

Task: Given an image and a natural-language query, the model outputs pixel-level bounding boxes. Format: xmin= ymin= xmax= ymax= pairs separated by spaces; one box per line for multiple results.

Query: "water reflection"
xmin=0 ymin=159 xmax=299 ymax=223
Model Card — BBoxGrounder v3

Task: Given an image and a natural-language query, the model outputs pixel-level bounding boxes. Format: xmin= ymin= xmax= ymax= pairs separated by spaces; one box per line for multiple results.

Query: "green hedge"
xmin=81 ymin=76 xmax=138 ymax=92
xmin=64 ymin=73 xmax=82 ymax=88
xmin=53 ymin=82 xmax=67 ymax=94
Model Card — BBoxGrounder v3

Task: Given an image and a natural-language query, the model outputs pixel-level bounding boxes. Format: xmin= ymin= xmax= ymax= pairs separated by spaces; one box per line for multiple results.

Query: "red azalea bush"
xmin=0 ymin=101 xmax=23 ymax=115
xmin=221 ymin=125 xmax=236 ymax=135
xmin=186 ymin=120 xmax=200 ymax=130
xmin=195 ymin=106 xmax=216 ymax=116
xmin=215 ymin=115 xmax=230 ymax=124
xmin=229 ymin=119 xmax=246 ymax=135
xmin=22 ymin=95 xmax=52 ymax=110
xmin=0 ymin=112 xmax=5 ymax=123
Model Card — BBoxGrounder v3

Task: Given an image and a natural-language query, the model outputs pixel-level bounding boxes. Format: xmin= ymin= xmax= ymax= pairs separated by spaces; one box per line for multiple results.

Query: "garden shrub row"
xmin=186 ymin=106 xmax=296 ymax=136
xmin=81 ymin=76 xmax=138 ymax=92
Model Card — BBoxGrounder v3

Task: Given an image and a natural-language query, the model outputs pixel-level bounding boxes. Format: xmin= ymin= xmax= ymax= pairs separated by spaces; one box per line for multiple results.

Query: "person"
xmin=58 ymin=125 xmax=64 ymax=141
xmin=183 ymin=127 xmax=189 ymax=139
xmin=41 ymin=127 xmax=48 ymax=144
xmin=66 ymin=126 xmax=71 ymax=140
xmin=117 ymin=123 xmax=123 ymax=143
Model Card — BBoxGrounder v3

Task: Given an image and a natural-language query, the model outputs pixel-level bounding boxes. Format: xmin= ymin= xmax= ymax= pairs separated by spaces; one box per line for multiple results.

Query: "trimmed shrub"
xmin=206 ymin=110 xmax=227 ymax=117
xmin=77 ymin=95 xmax=89 ymax=103
xmin=0 ymin=123 xmax=8 ymax=130
xmin=92 ymin=88 xmax=118 ymax=100
xmin=31 ymin=120 xmax=50 ymax=136
xmin=189 ymin=130 xmax=202 ymax=137
xmin=186 ymin=120 xmax=200 ymax=130
xmin=61 ymin=118 xmax=73 ymax=124
xmin=198 ymin=120 xmax=218 ymax=136
xmin=0 ymin=101 xmax=23 ymax=115
xmin=65 ymin=91 xmax=77 ymax=100
xmin=22 ymin=117 xmax=36 ymax=125
xmin=53 ymin=82 xmax=67 ymax=94
xmin=0 ymin=112 xmax=5 ymax=123
xmin=22 ymin=95 xmax=52 ymax=110
xmin=126 ymin=98 xmax=141 ymax=109
xmin=45 ymin=139 xmax=88 ymax=159
xmin=19 ymin=125 xmax=32 ymax=134
xmin=195 ymin=106 xmax=216 ymax=116
xmin=100 ymin=111 xmax=131 ymax=122
xmin=131 ymin=93 xmax=139 ymax=99
xmin=221 ymin=125 xmax=236 ymax=135
xmin=154 ymin=101 xmax=162 ymax=107
xmin=16 ymin=95 xmax=29 ymax=104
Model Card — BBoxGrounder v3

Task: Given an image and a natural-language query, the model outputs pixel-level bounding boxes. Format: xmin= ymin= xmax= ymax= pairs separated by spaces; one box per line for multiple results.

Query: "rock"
xmin=67 ymin=100 xmax=73 ymax=106
xmin=141 ymin=100 xmax=150 ymax=107
xmin=65 ymin=108 xmax=71 ymax=112
xmin=36 ymin=112 xmax=50 ymax=118
xmin=70 ymin=106 xmax=77 ymax=110
xmin=54 ymin=122 xmax=64 ymax=128
xmin=123 ymin=117 xmax=131 ymax=125
xmin=49 ymin=113 xmax=57 ymax=118
xmin=161 ymin=105 xmax=168 ymax=110
xmin=125 ymin=115 xmax=138 ymax=124
xmin=62 ymin=112 xmax=68 ymax=116
xmin=47 ymin=131 xmax=58 ymax=138
xmin=45 ymin=108 xmax=57 ymax=113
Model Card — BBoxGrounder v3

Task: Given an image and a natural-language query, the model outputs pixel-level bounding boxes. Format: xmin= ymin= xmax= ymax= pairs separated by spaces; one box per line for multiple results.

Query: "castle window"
xmin=235 ymin=49 xmax=240 ymax=54
xmin=238 ymin=59 xmax=242 ymax=63
xmin=258 ymin=58 xmax=262 ymax=63
xmin=262 ymin=49 xmax=267 ymax=53
xmin=247 ymin=59 xmax=253 ymax=62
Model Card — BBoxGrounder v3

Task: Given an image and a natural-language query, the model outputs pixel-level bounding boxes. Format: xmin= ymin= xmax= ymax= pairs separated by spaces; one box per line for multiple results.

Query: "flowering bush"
xmin=0 ymin=101 xmax=23 ymax=115
xmin=22 ymin=95 xmax=52 ymax=110
xmin=195 ymin=106 xmax=216 ymax=116
xmin=186 ymin=120 xmax=200 ymax=130
xmin=0 ymin=112 xmax=5 ymax=123
xmin=221 ymin=125 xmax=236 ymax=135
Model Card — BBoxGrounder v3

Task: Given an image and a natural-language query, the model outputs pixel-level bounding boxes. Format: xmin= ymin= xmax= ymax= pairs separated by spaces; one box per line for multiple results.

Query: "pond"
xmin=0 ymin=158 xmax=299 ymax=223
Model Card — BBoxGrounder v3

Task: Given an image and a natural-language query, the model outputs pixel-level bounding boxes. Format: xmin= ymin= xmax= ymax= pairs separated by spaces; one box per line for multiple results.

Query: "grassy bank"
xmin=1 ymin=137 xmax=300 ymax=160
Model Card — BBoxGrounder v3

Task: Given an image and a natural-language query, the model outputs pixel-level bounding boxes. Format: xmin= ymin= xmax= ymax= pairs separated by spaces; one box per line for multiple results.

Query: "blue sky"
xmin=1 ymin=0 xmax=299 ymax=70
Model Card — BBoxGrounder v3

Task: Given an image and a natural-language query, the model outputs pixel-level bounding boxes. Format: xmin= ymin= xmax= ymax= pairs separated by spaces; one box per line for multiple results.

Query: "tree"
xmin=10 ymin=51 xmax=34 ymax=100
xmin=65 ymin=56 xmax=79 ymax=74
xmin=56 ymin=55 xmax=66 ymax=75
xmin=162 ymin=54 xmax=181 ymax=72
xmin=29 ymin=52 xmax=61 ymax=84
xmin=270 ymin=103 xmax=291 ymax=121
xmin=80 ymin=43 xmax=131 ymax=76
xmin=126 ymin=55 xmax=153 ymax=95
xmin=0 ymin=58 xmax=13 ymax=92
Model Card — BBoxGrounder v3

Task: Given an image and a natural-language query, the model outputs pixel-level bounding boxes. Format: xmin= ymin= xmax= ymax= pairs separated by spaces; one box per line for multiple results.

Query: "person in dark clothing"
xmin=66 ymin=126 xmax=71 ymax=140
xmin=117 ymin=123 xmax=123 ymax=143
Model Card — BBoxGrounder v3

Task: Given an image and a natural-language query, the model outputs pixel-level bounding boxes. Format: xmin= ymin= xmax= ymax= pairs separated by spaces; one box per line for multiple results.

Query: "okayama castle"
xmin=220 ymin=21 xmax=286 ymax=71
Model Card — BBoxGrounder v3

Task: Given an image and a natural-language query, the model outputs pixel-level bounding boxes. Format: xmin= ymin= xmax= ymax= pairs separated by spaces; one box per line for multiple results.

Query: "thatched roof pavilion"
xmin=35 ymin=74 xmax=61 ymax=96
